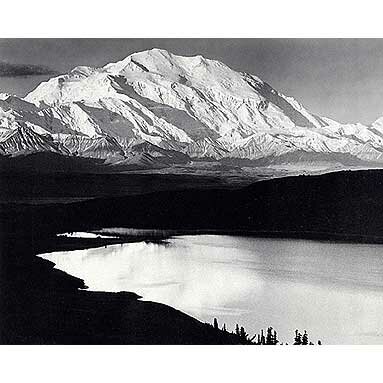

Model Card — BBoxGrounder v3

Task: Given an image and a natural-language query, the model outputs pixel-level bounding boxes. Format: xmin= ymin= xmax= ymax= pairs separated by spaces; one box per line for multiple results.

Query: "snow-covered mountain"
xmin=2 ymin=48 xmax=383 ymax=169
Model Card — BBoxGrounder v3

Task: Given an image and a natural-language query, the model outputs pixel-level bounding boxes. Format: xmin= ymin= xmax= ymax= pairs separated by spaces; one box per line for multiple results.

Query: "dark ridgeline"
xmin=2 ymin=168 xmax=383 ymax=344
xmin=3 ymin=168 xmax=383 ymax=241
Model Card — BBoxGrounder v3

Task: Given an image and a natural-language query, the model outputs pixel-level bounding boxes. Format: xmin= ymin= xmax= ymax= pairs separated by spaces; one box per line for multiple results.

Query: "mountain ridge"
xmin=1 ymin=48 xmax=383 ymax=171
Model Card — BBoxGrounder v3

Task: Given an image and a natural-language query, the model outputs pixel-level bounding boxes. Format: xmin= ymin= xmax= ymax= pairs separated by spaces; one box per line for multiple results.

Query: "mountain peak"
xmin=103 ymin=48 xmax=172 ymax=73
xmin=103 ymin=48 xmax=225 ymax=79
xmin=8 ymin=49 xmax=383 ymax=170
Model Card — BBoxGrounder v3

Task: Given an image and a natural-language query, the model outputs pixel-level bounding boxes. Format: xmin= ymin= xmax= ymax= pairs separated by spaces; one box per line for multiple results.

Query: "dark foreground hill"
xmin=0 ymin=234 xmax=247 ymax=345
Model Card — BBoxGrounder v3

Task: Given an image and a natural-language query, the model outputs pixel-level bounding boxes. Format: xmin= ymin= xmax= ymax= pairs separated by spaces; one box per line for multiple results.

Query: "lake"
xmin=38 ymin=234 xmax=383 ymax=344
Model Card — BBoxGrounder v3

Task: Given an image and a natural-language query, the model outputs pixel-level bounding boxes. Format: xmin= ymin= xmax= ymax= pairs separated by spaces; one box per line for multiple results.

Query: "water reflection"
xmin=39 ymin=235 xmax=383 ymax=344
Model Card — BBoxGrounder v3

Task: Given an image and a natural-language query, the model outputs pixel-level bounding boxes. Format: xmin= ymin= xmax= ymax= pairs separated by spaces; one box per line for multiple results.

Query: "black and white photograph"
xmin=2 ymin=2 xmax=383 ymax=378
xmin=3 ymin=37 xmax=383 ymax=345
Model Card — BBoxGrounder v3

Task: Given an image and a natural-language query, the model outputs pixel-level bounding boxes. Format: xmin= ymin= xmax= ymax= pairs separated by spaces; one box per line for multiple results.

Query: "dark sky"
xmin=1 ymin=38 xmax=383 ymax=124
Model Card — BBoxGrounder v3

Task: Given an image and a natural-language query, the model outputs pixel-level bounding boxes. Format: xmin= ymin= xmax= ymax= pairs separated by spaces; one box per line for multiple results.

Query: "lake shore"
xmin=4 ymin=169 xmax=383 ymax=343
xmin=1 ymin=231 xmax=249 ymax=344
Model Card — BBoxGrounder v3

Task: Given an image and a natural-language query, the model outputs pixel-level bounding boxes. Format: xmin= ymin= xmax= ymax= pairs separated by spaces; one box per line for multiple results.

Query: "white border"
xmin=1 ymin=1 xmax=383 ymax=382
xmin=0 ymin=0 xmax=383 ymax=38
xmin=1 ymin=345 xmax=383 ymax=382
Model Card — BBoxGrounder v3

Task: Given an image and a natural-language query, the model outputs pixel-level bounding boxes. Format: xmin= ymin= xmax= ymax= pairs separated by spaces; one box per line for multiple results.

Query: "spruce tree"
xmin=302 ymin=330 xmax=309 ymax=345
xmin=294 ymin=329 xmax=302 ymax=345
xmin=240 ymin=326 xmax=248 ymax=343
xmin=260 ymin=329 xmax=265 ymax=345
xmin=273 ymin=329 xmax=278 ymax=345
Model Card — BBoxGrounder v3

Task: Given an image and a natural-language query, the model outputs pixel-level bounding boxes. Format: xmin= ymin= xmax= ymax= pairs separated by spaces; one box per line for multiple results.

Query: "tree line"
xmin=212 ymin=318 xmax=322 ymax=345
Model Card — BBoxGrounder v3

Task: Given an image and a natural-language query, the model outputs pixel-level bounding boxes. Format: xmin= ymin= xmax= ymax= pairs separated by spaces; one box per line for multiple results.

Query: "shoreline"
xmin=29 ymin=227 xmax=383 ymax=265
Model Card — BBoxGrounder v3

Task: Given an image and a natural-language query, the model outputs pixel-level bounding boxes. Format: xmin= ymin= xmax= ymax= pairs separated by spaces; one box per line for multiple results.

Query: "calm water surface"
xmin=39 ymin=235 xmax=383 ymax=344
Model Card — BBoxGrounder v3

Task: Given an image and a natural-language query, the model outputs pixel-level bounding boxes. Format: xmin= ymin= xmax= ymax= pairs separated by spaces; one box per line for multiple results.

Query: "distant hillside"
xmin=3 ymin=169 xmax=383 ymax=242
